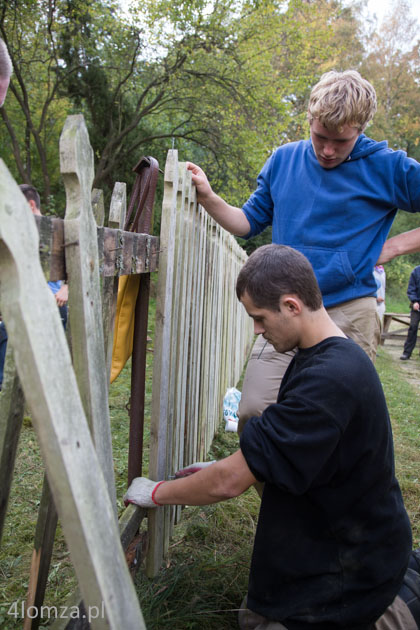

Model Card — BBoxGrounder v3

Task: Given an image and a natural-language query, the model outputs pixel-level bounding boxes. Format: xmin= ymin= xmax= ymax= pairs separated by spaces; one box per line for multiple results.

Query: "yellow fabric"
xmin=110 ymin=274 xmax=141 ymax=383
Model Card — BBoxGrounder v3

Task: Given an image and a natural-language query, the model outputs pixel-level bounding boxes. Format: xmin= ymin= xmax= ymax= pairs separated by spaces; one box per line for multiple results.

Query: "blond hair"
xmin=307 ymin=70 xmax=377 ymax=132
xmin=0 ymin=39 xmax=12 ymax=79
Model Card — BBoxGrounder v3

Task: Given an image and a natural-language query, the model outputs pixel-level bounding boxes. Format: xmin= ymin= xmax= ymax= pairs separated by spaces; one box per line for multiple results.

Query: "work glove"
xmin=124 ymin=477 xmax=166 ymax=508
xmin=175 ymin=460 xmax=216 ymax=478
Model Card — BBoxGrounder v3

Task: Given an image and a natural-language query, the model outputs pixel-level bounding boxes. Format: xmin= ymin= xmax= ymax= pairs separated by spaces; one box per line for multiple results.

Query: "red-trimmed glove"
xmin=174 ymin=460 xmax=216 ymax=478
xmin=124 ymin=477 xmax=166 ymax=508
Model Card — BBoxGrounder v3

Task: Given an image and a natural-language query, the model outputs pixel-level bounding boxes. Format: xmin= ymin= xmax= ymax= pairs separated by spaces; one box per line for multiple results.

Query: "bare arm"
xmin=154 ymin=449 xmax=257 ymax=506
xmin=55 ymin=283 xmax=68 ymax=307
xmin=187 ymin=162 xmax=251 ymax=237
xmin=377 ymin=228 xmax=420 ymax=264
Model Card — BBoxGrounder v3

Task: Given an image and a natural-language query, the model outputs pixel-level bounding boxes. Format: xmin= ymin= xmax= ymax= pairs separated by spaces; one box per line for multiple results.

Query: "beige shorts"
xmin=238 ymin=297 xmax=381 ymax=431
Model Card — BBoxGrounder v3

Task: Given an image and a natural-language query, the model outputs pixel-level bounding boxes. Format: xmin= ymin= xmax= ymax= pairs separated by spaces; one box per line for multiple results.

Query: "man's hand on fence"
xmin=124 ymin=478 xmax=166 ymax=508
xmin=174 ymin=460 xmax=216 ymax=478
xmin=186 ymin=162 xmax=213 ymax=204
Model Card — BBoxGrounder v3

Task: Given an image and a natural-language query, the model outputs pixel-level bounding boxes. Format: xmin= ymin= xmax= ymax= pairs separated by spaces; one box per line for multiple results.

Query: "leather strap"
xmin=124 ymin=156 xmax=159 ymax=235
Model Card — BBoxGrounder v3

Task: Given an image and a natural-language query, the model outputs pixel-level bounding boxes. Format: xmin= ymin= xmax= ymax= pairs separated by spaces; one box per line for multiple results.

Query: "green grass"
xmin=1 ymin=306 xmax=420 ymax=629
xmin=375 ymin=346 xmax=420 ymax=545
xmin=135 ymin=431 xmax=258 ymax=630
xmin=0 ymin=301 xmax=156 ymax=629
xmin=0 ymin=415 xmax=78 ymax=629
xmin=385 ymin=288 xmax=411 ymax=314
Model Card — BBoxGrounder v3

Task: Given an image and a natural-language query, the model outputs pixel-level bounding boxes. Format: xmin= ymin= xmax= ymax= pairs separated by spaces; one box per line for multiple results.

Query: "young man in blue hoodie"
xmin=187 ymin=70 xmax=420 ymax=427
xmin=125 ymin=245 xmax=417 ymax=630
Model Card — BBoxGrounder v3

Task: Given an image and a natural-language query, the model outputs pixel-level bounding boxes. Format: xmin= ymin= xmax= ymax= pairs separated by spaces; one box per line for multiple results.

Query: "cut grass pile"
xmin=1 ymin=313 xmax=420 ymax=628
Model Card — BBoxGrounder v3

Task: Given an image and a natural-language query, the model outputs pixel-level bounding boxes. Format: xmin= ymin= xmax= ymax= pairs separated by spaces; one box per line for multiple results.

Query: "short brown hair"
xmin=308 ymin=70 xmax=377 ymax=132
xmin=236 ymin=244 xmax=323 ymax=312
xmin=19 ymin=184 xmax=41 ymax=210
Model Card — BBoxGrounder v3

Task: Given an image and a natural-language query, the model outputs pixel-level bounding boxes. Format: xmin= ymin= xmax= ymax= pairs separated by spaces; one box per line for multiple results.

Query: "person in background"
xmin=187 ymin=69 xmax=420 ymax=432
xmin=400 ymin=264 xmax=420 ymax=361
xmin=125 ymin=244 xmax=418 ymax=630
xmin=374 ymin=264 xmax=386 ymax=324
xmin=19 ymin=185 xmax=69 ymax=326
xmin=0 ymin=185 xmax=68 ymax=390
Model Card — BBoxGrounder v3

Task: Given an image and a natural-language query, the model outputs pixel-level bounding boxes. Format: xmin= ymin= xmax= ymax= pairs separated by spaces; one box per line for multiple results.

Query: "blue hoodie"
xmin=242 ymin=135 xmax=420 ymax=307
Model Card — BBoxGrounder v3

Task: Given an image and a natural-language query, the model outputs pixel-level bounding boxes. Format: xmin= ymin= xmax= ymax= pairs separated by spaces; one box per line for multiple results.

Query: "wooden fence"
xmin=147 ymin=151 xmax=253 ymax=574
xmin=0 ymin=115 xmax=154 ymax=629
xmin=0 ymin=117 xmax=253 ymax=626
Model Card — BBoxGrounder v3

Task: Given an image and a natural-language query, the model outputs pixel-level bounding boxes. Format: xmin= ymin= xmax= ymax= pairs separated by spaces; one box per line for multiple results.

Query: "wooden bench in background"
xmin=381 ymin=312 xmax=410 ymax=345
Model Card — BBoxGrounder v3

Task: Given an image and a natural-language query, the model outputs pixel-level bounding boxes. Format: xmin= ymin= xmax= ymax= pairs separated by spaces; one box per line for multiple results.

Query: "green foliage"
xmin=385 ymin=257 xmax=413 ymax=293
xmin=1 ymin=0 xmax=419 ymax=231
xmin=385 ymin=289 xmax=410 ymax=314
xmin=360 ymin=0 xmax=420 ymax=160
xmin=383 ymin=210 xmax=420 ymax=299
xmin=236 ymin=227 xmax=272 ymax=255
xmin=0 ymin=0 xmax=359 ymax=219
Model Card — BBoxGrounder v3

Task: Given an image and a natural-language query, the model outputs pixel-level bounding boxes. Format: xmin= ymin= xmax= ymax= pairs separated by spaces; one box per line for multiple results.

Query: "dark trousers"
xmin=403 ymin=309 xmax=420 ymax=357
xmin=0 ymin=321 xmax=7 ymax=388
xmin=0 ymin=306 xmax=66 ymax=388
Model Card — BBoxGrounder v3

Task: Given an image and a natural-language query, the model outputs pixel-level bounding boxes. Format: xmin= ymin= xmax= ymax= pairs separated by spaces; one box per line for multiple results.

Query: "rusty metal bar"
xmin=128 ymin=272 xmax=151 ymax=485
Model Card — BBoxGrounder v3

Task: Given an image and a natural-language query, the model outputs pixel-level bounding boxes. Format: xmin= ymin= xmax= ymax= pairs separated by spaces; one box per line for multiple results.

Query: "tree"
xmin=0 ymin=0 xmax=362 ymax=217
xmin=358 ymin=0 xmax=420 ymax=286
xmin=0 ymin=0 xmax=75 ymax=205
xmin=360 ymin=0 xmax=420 ymax=159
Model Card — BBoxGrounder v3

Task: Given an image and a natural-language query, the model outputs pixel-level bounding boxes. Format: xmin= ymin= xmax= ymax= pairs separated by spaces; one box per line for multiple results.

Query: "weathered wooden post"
xmin=60 ymin=115 xmax=116 ymax=509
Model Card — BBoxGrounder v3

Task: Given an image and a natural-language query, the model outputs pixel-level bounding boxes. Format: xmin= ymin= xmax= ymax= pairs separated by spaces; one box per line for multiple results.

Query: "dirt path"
xmin=379 ymin=337 xmax=420 ymax=390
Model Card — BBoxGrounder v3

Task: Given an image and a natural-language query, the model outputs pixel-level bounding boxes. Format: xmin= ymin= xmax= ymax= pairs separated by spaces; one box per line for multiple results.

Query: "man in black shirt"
xmin=125 ymin=244 xmax=415 ymax=629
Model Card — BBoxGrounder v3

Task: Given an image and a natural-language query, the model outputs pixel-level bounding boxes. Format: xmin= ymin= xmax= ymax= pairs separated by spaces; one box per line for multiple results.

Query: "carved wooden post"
xmin=60 ymin=115 xmax=116 ymax=510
